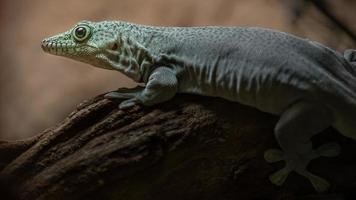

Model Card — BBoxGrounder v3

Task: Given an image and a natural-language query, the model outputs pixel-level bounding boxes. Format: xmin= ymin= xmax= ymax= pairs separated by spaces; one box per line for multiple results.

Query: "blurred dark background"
xmin=0 ymin=0 xmax=355 ymax=140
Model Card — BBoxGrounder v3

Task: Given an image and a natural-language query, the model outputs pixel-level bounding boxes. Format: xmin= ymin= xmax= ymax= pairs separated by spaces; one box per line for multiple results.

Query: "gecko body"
xmin=42 ymin=20 xmax=356 ymax=192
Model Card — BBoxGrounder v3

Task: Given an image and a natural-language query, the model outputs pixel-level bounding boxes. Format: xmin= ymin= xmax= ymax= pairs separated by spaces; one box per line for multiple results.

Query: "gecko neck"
xmin=114 ymin=30 xmax=156 ymax=83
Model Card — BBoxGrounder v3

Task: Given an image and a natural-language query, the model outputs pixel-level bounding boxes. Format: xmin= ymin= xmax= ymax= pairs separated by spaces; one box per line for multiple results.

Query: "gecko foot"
xmin=264 ymin=142 xmax=340 ymax=192
xmin=268 ymin=156 xmax=329 ymax=192
xmin=268 ymin=163 xmax=330 ymax=191
xmin=104 ymin=86 xmax=145 ymax=109
xmin=105 ymin=92 xmax=139 ymax=109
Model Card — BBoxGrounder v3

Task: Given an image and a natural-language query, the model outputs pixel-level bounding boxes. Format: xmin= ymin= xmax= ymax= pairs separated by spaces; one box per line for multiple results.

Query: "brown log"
xmin=0 ymin=92 xmax=355 ymax=200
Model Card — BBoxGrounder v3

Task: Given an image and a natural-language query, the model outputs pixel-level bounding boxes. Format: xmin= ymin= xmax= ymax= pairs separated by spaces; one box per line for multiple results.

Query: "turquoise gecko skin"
xmin=42 ymin=20 xmax=356 ymax=192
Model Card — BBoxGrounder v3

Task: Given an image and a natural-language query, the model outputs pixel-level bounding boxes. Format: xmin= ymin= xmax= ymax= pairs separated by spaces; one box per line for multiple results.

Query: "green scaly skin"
xmin=42 ymin=20 xmax=356 ymax=193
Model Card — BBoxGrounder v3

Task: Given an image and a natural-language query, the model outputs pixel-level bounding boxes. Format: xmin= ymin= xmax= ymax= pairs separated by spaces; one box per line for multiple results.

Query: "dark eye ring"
xmin=72 ymin=25 xmax=91 ymax=42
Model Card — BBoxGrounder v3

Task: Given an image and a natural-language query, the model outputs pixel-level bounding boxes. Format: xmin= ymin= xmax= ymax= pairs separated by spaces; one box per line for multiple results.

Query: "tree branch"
xmin=0 ymin=93 xmax=355 ymax=200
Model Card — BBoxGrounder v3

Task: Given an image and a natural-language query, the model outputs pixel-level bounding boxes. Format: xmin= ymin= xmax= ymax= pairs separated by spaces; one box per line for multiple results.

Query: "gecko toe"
xmin=311 ymin=176 xmax=330 ymax=193
xmin=119 ymin=99 xmax=139 ymax=109
xmin=264 ymin=149 xmax=284 ymax=163
xmin=316 ymin=143 xmax=341 ymax=158
xmin=298 ymin=170 xmax=330 ymax=193
xmin=116 ymin=86 xmax=145 ymax=93
xmin=269 ymin=166 xmax=292 ymax=186
xmin=104 ymin=92 xmax=135 ymax=99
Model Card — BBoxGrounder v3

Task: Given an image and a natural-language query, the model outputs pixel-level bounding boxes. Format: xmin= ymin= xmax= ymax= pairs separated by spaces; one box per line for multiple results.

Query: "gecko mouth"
xmin=41 ymin=39 xmax=77 ymax=55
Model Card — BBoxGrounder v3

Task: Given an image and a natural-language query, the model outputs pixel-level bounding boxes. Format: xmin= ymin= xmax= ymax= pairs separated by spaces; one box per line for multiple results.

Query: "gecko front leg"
xmin=105 ymin=67 xmax=178 ymax=109
xmin=264 ymin=101 xmax=341 ymax=192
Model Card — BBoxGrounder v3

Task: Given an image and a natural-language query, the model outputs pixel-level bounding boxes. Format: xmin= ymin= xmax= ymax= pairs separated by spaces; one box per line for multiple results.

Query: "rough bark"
xmin=0 ymin=93 xmax=356 ymax=200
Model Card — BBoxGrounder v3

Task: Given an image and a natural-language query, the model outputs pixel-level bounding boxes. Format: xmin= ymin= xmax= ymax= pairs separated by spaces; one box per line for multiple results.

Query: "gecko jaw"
xmin=41 ymin=39 xmax=76 ymax=56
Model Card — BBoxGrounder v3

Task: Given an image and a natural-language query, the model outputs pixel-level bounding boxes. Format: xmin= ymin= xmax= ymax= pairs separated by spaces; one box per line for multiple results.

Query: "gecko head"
xmin=41 ymin=20 xmax=122 ymax=70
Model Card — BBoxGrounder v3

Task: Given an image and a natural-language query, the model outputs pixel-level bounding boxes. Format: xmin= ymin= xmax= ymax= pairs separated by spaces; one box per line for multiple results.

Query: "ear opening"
xmin=344 ymin=49 xmax=356 ymax=63
xmin=111 ymin=43 xmax=118 ymax=51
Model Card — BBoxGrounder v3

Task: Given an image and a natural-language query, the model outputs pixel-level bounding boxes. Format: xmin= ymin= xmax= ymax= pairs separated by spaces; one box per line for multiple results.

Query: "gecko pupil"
xmin=75 ymin=27 xmax=86 ymax=38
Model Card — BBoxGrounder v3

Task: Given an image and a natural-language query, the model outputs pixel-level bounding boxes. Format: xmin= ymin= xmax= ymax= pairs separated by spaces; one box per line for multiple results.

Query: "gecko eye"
xmin=72 ymin=25 xmax=91 ymax=42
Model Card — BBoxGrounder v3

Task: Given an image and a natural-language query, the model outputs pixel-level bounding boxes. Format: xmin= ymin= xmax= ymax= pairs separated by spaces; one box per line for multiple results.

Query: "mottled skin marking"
xmin=42 ymin=20 xmax=356 ymax=192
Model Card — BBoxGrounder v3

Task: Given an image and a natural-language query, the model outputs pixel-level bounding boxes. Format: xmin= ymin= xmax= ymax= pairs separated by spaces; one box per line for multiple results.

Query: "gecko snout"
xmin=41 ymin=39 xmax=60 ymax=55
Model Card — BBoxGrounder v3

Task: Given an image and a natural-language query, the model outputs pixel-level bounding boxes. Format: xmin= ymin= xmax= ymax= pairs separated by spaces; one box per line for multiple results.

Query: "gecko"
xmin=41 ymin=20 xmax=356 ymax=192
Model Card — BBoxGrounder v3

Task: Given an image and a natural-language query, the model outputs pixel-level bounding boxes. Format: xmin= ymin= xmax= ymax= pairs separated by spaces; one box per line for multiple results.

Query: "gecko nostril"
xmin=41 ymin=40 xmax=48 ymax=48
xmin=41 ymin=40 xmax=47 ymax=50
